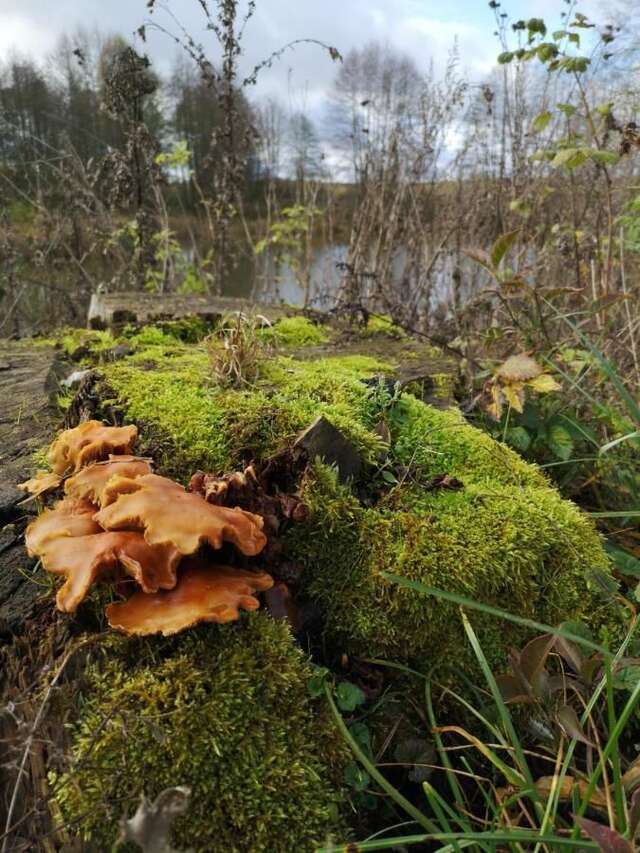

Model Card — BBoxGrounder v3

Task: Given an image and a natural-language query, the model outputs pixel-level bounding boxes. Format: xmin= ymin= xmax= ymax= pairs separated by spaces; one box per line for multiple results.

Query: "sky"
xmin=0 ymin=0 xmax=602 ymax=111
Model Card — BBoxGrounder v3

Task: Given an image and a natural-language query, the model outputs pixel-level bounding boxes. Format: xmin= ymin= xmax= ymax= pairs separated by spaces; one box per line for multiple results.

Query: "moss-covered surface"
xmin=90 ymin=330 xmax=616 ymax=665
xmin=291 ymin=462 xmax=613 ymax=669
xmin=257 ymin=315 xmax=331 ymax=346
xmin=52 ymin=614 xmax=349 ymax=853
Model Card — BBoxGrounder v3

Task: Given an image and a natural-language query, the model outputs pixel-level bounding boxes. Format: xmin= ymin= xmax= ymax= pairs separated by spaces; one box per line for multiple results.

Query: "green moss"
xmin=289 ymin=462 xmax=613 ymax=668
xmin=257 ymin=316 xmax=330 ymax=347
xmin=98 ymin=333 xmax=616 ymax=666
xmin=362 ymin=315 xmax=407 ymax=339
xmin=52 ymin=614 xmax=349 ymax=852
xmin=102 ymin=348 xmax=390 ymax=478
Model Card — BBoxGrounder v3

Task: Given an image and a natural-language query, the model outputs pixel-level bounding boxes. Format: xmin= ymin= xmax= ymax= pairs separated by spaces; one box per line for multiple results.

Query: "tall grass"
xmin=320 ymin=580 xmax=640 ymax=853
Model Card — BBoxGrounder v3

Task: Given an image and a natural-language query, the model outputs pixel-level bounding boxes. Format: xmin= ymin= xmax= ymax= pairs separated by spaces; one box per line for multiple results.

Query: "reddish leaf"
xmin=556 ymin=705 xmax=593 ymax=746
xmin=519 ymin=634 xmax=555 ymax=689
xmin=554 ymin=635 xmax=584 ymax=674
xmin=496 ymin=674 xmax=534 ymax=705
xmin=574 ymin=816 xmax=633 ymax=852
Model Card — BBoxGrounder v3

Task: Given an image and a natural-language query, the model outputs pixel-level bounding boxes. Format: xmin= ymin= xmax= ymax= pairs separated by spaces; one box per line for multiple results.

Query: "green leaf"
xmin=343 ymin=760 xmax=370 ymax=792
xmin=537 ymin=43 xmax=559 ymax=62
xmin=551 ymin=147 xmax=590 ymax=170
xmin=348 ymin=722 xmax=373 ymax=757
xmin=589 ymin=149 xmax=619 ymax=165
xmin=547 ymin=423 xmax=574 ymax=460
xmin=335 ymin=681 xmax=366 ymax=712
xmin=556 ymin=102 xmax=577 ymax=117
xmin=604 ymin=543 xmax=640 ymax=578
xmin=532 ymin=110 xmax=553 ymax=134
xmin=612 ymin=665 xmax=640 ymax=691
xmin=491 ymin=229 xmax=520 ymax=268
xmin=307 ymin=666 xmax=330 ymax=698
xmin=497 ymin=51 xmax=514 ymax=64
xmin=506 ymin=426 xmax=532 ymax=453
xmin=381 ymin=469 xmax=398 ymax=485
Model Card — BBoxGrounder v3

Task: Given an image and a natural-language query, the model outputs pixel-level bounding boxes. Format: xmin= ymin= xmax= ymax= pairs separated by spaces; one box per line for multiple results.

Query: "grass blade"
xmin=380 ymin=573 xmax=611 ymax=656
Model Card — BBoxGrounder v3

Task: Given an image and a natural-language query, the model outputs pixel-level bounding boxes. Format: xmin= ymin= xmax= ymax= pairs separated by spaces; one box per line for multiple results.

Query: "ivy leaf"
xmin=336 ymin=681 xmax=366 ymax=712
xmin=547 ymin=423 xmax=574 ymax=460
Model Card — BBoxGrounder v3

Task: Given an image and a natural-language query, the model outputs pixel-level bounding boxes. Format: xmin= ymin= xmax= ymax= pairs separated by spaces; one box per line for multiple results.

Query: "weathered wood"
xmin=0 ymin=340 xmax=62 ymax=636
xmin=295 ymin=415 xmax=366 ymax=483
xmin=88 ymin=291 xmax=292 ymax=330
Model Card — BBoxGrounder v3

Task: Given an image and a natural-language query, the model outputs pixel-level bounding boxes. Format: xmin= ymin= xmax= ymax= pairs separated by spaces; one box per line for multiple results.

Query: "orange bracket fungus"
xmin=96 ymin=473 xmax=267 ymax=557
xmin=23 ymin=419 xmax=273 ymax=635
xmin=47 ymin=420 xmax=138 ymax=475
xmin=25 ymin=498 xmax=103 ymax=555
xmin=64 ymin=455 xmax=153 ymax=505
xmin=17 ymin=470 xmax=63 ymax=498
xmin=36 ymin=531 xmax=182 ymax=612
xmin=105 ymin=561 xmax=274 ymax=636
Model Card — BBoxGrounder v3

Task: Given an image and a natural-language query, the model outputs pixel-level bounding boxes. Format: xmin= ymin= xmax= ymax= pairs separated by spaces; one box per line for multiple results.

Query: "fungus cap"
xmin=25 ymin=498 xmax=102 ymax=556
xmin=96 ymin=473 xmax=267 ymax=556
xmin=17 ymin=470 xmax=63 ymax=497
xmin=64 ymin=455 xmax=153 ymax=505
xmin=47 ymin=420 xmax=138 ymax=475
xmin=105 ymin=561 xmax=274 ymax=636
xmin=38 ymin=530 xmax=182 ymax=612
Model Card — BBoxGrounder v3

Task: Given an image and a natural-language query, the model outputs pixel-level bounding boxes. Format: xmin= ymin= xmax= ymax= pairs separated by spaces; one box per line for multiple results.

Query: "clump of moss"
xmin=98 ymin=335 xmax=615 ymax=665
xmin=362 ymin=315 xmax=407 ymax=339
xmin=101 ymin=347 xmax=391 ymax=478
xmin=52 ymin=614 xmax=349 ymax=852
xmin=289 ymin=462 xmax=613 ymax=668
xmin=257 ymin=315 xmax=330 ymax=347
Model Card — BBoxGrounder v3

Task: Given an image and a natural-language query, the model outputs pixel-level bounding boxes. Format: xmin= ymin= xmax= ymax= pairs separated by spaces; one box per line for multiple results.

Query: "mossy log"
xmin=0 ymin=316 xmax=619 ymax=850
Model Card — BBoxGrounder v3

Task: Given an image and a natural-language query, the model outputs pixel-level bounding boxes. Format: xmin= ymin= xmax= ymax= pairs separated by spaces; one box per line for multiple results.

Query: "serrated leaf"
xmin=527 ymin=373 xmax=561 ymax=393
xmin=348 ymin=722 xmax=373 ymax=757
xmin=532 ymin=110 xmax=553 ymax=134
xmin=491 ymin=229 xmax=520 ymax=268
xmin=506 ymin=426 xmax=532 ymax=453
xmin=502 ymin=383 xmax=525 ymax=413
xmin=547 ymin=423 xmax=574 ymax=460
xmin=335 ymin=681 xmax=366 ymax=712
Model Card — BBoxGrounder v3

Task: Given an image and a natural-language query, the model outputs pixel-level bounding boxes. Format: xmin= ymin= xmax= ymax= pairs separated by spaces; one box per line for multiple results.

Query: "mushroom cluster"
xmin=21 ymin=421 xmax=272 ymax=636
